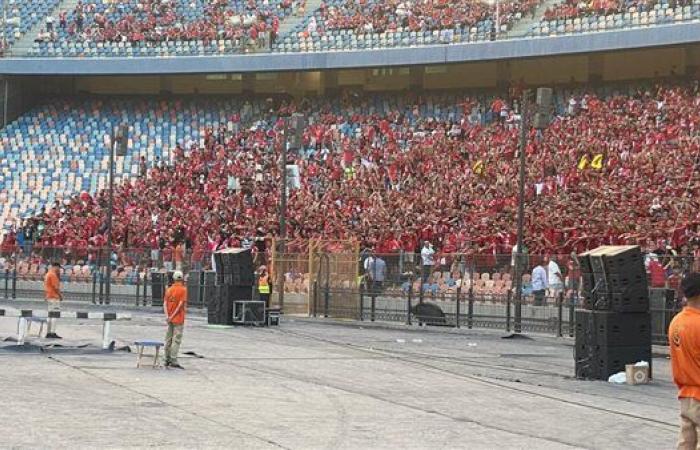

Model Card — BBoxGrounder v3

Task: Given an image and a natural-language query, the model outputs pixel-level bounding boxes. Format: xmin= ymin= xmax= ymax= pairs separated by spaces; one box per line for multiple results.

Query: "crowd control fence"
xmin=0 ymin=248 xmax=691 ymax=344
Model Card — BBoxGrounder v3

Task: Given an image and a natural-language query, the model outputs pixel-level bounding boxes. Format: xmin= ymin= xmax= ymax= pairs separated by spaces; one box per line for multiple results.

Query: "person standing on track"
xmin=163 ymin=270 xmax=187 ymax=369
xmin=420 ymin=241 xmax=435 ymax=283
xmin=669 ymin=272 xmax=700 ymax=449
xmin=366 ymin=252 xmax=387 ymax=294
xmin=257 ymin=265 xmax=271 ymax=308
xmin=44 ymin=262 xmax=62 ymax=339
xmin=531 ymin=260 xmax=548 ymax=307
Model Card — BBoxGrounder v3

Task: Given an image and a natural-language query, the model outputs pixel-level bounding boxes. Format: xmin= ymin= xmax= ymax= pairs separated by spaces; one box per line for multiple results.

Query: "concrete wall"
xmin=1 ymin=23 xmax=699 ymax=76
xmin=17 ymin=44 xmax=699 ymax=97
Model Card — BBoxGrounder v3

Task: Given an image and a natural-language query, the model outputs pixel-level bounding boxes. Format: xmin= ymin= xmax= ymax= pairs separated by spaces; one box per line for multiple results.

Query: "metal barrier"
xmin=321 ymin=284 xmax=573 ymax=334
xmin=6 ymin=271 xmax=210 ymax=309
xmin=2 ymin=269 xmax=680 ymax=343
xmin=319 ymin=282 xmax=676 ymax=343
xmin=4 ymin=244 xmax=215 ymax=274
xmin=0 ymin=247 xmax=687 ymax=343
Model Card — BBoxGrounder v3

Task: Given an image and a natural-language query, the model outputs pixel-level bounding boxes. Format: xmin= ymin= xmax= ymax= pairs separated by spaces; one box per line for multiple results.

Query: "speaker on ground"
xmin=411 ymin=302 xmax=447 ymax=326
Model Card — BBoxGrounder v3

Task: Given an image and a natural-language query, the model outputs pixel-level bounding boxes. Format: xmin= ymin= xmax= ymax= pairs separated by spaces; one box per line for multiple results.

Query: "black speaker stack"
xmin=208 ymin=248 xmax=254 ymax=325
xmin=575 ymin=246 xmax=652 ymax=380
xmin=151 ymin=271 xmax=174 ymax=307
xmin=214 ymin=249 xmax=254 ymax=286
xmin=187 ymin=270 xmax=217 ymax=308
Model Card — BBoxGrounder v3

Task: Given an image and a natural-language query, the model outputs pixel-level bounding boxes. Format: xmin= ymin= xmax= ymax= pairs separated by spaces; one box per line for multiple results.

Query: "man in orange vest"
xmin=669 ymin=272 xmax=700 ymax=448
xmin=44 ymin=262 xmax=63 ymax=339
xmin=163 ymin=270 xmax=187 ymax=369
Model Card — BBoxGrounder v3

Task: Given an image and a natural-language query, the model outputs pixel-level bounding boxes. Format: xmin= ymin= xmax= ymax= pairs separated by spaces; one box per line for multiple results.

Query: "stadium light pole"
xmin=279 ymin=119 xmax=288 ymax=249
xmin=104 ymin=124 xmax=127 ymax=305
xmin=513 ymin=90 xmax=529 ymax=334
xmin=277 ymin=113 xmax=305 ymax=311
xmin=104 ymin=128 xmax=116 ymax=305
xmin=278 ymin=118 xmax=289 ymax=311
xmin=513 ymin=87 xmax=552 ymax=334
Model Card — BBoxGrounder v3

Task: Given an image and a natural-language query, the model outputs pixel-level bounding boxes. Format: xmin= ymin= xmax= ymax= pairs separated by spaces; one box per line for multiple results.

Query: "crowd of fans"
xmin=9 ymin=0 xmax=698 ymax=58
xmin=541 ymin=0 xmax=687 ymax=21
xmin=2 ymin=81 xmax=700 ymax=276
xmin=35 ymin=0 xmax=296 ymax=49
xmin=313 ymin=0 xmax=540 ymax=35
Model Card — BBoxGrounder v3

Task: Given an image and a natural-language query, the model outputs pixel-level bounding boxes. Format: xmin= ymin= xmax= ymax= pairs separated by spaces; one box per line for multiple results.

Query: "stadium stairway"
xmin=9 ymin=0 xmax=82 ymax=56
xmin=276 ymin=0 xmax=324 ymax=40
xmin=506 ymin=0 xmax=562 ymax=38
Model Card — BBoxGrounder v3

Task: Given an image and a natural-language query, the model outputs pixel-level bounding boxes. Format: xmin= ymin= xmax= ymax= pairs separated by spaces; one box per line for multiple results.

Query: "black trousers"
xmin=421 ymin=265 xmax=433 ymax=283
xmin=369 ymin=281 xmax=383 ymax=296
xmin=533 ymin=289 xmax=546 ymax=306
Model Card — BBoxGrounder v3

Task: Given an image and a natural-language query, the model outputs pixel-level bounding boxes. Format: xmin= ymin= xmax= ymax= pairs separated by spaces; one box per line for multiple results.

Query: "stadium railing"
xmin=5 ymin=0 xmax=700 ymax=57
xmin=0 ymin=247 xmax=692 ymax=343
xmin=318 ymin=252 xmax=692 ymax=343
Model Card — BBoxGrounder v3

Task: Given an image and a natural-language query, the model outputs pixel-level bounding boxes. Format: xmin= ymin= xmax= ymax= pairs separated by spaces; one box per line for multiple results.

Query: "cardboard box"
xmin=626 ymin=364 xmax=650 ymax=385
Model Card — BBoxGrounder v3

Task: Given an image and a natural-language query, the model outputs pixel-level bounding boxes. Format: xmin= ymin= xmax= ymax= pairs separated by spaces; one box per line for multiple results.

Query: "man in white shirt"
xmin=547 ymin=256 xmax=564 ymax=298
xmin=531 ymin=261 xmax=548 ymax=306
xmin=46 ymin=15 xmax=55 ymax=32
xmin=307 ymin=16 xmax=317 ymax=34
xmin=363 ymin=252 xmax=375 ymax=273
xmin=396 ymin=1 xmax=409 ymax=19
xmin=366 ymin=253 xmax=386 ymax=295
xmin=420 ymin=241 xmax=435 ymax=283
xmin=568 ymin=96 xmax=578 ymax=116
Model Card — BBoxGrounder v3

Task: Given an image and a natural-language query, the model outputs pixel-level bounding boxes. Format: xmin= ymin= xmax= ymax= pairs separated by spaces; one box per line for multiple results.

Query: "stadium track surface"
xmin=0 ymin=298 xmax=679 ymax=449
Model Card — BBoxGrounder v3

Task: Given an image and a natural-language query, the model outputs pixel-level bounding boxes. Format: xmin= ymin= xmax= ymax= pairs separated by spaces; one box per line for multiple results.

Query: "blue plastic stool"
xmin=134 ymin=340 xmax=164 ymax=368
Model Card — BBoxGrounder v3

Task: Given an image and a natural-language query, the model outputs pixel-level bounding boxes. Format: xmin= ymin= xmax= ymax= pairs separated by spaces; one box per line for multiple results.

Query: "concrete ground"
xmin=0 ymin=300 xmax=679 ymax=449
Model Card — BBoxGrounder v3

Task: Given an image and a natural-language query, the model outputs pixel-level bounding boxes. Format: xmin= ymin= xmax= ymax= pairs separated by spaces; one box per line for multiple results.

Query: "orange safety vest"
xmin=165 ymin=281 xmax=188 ymax=325
xmin=45 ymin=270 xmax=61 ymax=300
xmin=669 ymin=307 xmax=700 ymax=401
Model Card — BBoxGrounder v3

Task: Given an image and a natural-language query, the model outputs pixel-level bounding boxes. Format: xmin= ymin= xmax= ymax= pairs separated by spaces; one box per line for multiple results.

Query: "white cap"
xmin=172 ymin=271 xmax=184 ymax=281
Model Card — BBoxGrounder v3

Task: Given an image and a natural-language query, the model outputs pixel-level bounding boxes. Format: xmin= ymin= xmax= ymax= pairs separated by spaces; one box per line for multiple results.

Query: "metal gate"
xmin=269 ymin=239 xmax=358 ymax=316
xmin=309 ymin=240 xmax=360 ymax=319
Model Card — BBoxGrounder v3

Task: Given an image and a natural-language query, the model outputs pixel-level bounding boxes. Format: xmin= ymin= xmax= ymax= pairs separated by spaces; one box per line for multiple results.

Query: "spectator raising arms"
xmin=3 ymin=82 xmax=700 ymax=265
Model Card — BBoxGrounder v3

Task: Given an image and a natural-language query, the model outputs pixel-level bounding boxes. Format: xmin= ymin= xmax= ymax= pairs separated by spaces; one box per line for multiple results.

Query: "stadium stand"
xmin=273 ymin=0 xmax=541 ymax=52
xmin=2 ymin=81 xmax=700 ymax=275
xmin=28 ymin=0 xmax=295 ymax=57
xmin=1 ymin=0 xmax=62 ymax=52
xmin=2 ymin=0 xmax=698 ymax=56
xmin=529 ymin=0 xmax=700 ymax=36
xmin=544 ymin=0 xmax=656 ymax=20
